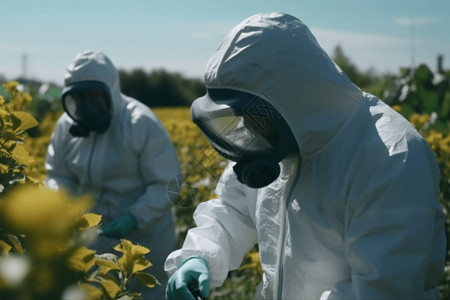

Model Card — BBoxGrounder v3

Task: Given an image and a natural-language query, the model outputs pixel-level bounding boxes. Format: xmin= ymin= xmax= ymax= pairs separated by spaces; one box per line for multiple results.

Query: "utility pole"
xmin=436 ymin=54 xmax=444 ymax=74
xmin=21 ymin=53 xmax=28 ymax=80
xmin=410 ymin=17 xmax=415 ymax=72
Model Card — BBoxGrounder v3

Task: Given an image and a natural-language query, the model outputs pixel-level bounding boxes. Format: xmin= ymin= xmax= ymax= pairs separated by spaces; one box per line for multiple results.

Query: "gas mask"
xmin=61 ymin=81 xmax=113 ymax=138
xmin=191 ymin=89 xmax=299 ymax=188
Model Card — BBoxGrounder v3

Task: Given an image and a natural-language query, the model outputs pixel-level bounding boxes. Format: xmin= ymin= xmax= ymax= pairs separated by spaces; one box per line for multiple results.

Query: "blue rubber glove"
xmin=101 ymin=214 xmax=137 ymax=238
xmin=166 ymin=256 xmax=210 ymax=300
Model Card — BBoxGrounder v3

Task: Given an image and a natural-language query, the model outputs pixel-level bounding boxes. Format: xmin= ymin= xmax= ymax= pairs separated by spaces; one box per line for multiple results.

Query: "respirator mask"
xmin=61 ymin=80 xmax=113 ymax=138
xmin=191 ymin=89 xmax=299 ymax=188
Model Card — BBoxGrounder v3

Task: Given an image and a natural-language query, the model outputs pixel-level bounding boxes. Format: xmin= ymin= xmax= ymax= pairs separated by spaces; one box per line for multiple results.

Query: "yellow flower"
xmin=391 ymin=105 xmax=402 ymax=113
xmin=409 ymin=113 xmax=430 ymax=129
xmin=67 ymin=246 xmax=96 ymax=272
xmin=0 ymin=163 xmax=9 ymax=174
xmin=440 ymin=135 xmax=450 ymax=154
xmin=0 ymin=108 xmax=9 ymax=120
xmin=113 ymin=239 xmax=155 ymax=280
xmin=425 ymin=130 xmax=443 ymax=151
xmin=2 ymin=81 xmax=19 ymax=95
xmin=21 ymin=93 xmax=32 ymax=105
xmin=0 ymin=186 xmax=92 ymax=236
xmin=12 ymin=144 xmax=33 ymax=165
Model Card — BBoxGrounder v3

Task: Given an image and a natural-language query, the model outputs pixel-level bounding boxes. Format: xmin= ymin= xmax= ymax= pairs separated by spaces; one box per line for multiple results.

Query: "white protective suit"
xmin=165 ymin=13 xmax=447 ymax=299
xmin=45 ymin=50 xmax=181 ymax=299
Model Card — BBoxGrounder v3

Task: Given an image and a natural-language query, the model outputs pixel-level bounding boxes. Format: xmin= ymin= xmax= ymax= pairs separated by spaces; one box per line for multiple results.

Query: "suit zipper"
xmin=275 ymin=157 xmax=302 ymax=299
xmin=87 ymin=133 xmax=98 ymax=185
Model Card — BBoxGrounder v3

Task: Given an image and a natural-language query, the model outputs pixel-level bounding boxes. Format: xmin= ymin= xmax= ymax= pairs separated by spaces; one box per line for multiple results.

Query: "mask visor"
xmin=191 ymin=90 xmax=278 ymax=161
xmin=62 ymin=81 xmax=112 ymax=126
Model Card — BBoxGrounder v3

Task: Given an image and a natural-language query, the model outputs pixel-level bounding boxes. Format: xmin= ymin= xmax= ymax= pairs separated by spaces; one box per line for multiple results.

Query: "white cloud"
xmin=394 ymin=16 xmax=441 ymax=26
xmin=310 ymin=28 xmax=412 ymax=73
xmin=311 ymin=28 xmax=408 ymax=50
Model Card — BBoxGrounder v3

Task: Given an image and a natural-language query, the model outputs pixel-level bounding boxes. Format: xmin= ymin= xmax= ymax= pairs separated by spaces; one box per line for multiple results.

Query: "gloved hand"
xmin=101 ymin=214 xmax=137 ymax=238
xmin=166 ymin=256 xmax=210 ymax=300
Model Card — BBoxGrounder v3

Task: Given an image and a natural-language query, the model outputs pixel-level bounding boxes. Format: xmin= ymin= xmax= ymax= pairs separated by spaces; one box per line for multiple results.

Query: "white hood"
xmin=204 ymin=12 xmax=363 ymax=158
xmin=63 ymin=50 xmax=125 ymax=116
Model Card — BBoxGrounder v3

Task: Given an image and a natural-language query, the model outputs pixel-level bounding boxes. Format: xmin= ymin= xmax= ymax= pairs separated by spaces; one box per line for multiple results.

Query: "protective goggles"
xmin=191 ymin=88 xmax=298 ymax=163
xmin=61 ymin=80 xmax=112 ymax=124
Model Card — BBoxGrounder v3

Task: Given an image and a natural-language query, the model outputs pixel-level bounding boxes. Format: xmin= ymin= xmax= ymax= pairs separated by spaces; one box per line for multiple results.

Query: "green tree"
xmin=119 ymin=69 xmax=205 ymax=107
xmin=332 ymin=45 xmax=396 ymax=98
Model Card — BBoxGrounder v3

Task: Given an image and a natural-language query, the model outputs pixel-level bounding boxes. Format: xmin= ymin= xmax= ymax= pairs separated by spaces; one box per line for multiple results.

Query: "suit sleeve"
xmin=165 ymin=163 xmax=258 ymax=287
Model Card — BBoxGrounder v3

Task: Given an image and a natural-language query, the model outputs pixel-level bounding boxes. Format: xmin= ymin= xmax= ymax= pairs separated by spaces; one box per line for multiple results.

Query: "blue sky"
xmin=1 ymin=0 xmax=449 ymax=85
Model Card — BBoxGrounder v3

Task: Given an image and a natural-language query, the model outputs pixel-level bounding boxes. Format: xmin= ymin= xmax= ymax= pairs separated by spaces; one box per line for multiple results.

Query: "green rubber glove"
xmin=101 ymin=214 xmax=137 ymax=238
xmin=166 ymin=256 xmax=210 ymax=300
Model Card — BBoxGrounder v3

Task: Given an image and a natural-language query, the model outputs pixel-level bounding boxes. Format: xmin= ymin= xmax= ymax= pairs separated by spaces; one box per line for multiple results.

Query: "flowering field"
xmin=0 ymin=68 xmax=449 ymax=298
xmin=0 ymin=82 xmax=259 ymax=299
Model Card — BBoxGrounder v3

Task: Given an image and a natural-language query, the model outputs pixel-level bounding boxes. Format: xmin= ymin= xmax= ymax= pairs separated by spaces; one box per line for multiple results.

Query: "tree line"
xmin=6 ymin=45 xmax=445 ymax=111
xmin=119 ymin=69 xmax=205 ymax=107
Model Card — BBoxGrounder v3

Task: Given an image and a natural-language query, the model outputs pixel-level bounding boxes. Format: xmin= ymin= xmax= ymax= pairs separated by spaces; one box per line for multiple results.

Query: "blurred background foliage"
xmin=0 ymin=45 xmax=448 ymax=298
xmin=0 ymin=83 xmax=162 ymax=300
xmin=119 ymin=69 xmax=205 ymax=108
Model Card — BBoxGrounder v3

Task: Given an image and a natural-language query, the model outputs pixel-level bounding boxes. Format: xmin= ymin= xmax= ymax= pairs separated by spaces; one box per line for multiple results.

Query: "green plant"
xmin=71 ymin=239 xmax=160 ymax=300
xmin=0 ymin=82 xmax=39 ymax=190
xmin=388 ymin=64 xmax=450 ymax=134
xmin=0 ymin=82 xmax=159 ymax=300
xmin=388 ymin=65 xmax=450 ymax=298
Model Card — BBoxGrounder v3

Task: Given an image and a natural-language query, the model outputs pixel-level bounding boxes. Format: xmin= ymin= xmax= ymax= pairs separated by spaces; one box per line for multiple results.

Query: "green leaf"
xmin=95 ymin=256 xmax=121 ymax=274
xmin=132 ymin=256 xmax=152 ymax=274
xmin=73 ymin=213 xmax=102 ymax=231
xmin=133 ymin=271 xmax=161 ymax=288
xmin=1 ymin=131 xmax=23 ymax=143
xmin=399 ymin=103 xmax=416 ymax=120
xmin=9 ymin=113 xmax=21 ymax=132
xmin=438 ymin=92 xmax=450 ymax=120
xmin=414 ymin=64 xmax=433 ymax=83
xmin=114 ymin=239 xmax=150 ymax=257
xmin=114 ymin=239 xmax=150 ymax=275
xmin=12 ymin=144 xmax=32 ymax=165
xmin=10 ymin=111 xmax=38 ymax=133
xmin=89 ymin=273 xmax=122 ymax=299
xmin=417 ymin=87 xmax=440 ymax=113
xmin=0 ymin=240 xmax=12 ymax=255
xmin=431 ymin=121 xmax=449 ymax=136
xmin=6 ymin=234 xmax=23 ymax=254
xmin=67 ymin=246 xmax=96 ymax=272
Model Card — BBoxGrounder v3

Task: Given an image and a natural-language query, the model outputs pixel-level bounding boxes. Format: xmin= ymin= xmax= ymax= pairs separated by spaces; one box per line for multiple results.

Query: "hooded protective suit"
xmin=165 ymin=13 xmax=447 ymax=299
xmin=45 ymin=50 xmax=181 ymax=299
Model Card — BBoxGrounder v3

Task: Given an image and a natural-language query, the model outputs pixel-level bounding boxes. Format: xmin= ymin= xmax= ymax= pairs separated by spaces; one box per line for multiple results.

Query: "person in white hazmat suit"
xmin=164 ymin=13 xmax=447 ymax=300
xmin=45 ymin=50 xmax=181 ymax=299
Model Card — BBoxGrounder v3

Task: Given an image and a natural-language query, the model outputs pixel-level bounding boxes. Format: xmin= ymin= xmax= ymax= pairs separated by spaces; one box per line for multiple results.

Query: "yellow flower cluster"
xmin=1 ymin=81 xmax=32 ymax=111
xmin=407 ymin=113 xmax=450 ymax=182
xmin=391 ymin=105 xmax=402 ymax=113
xmin=0 ymin=82 xmax=39 ymax=188
xmin=424 ymin=129 xmax=450 ymax=177
xmin=0 ymin=186 xmax=93 ymax=255
xmin=410 ymin=113 xmax=431 ymax=129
